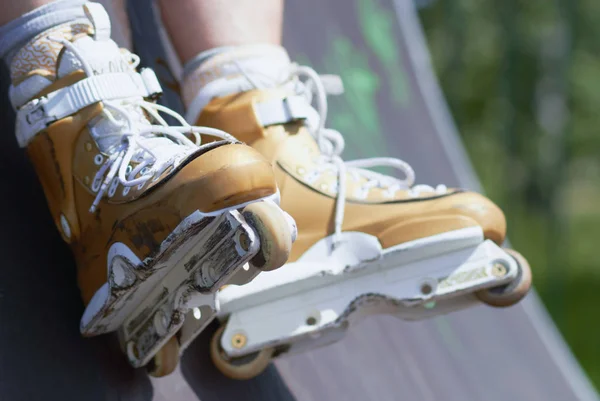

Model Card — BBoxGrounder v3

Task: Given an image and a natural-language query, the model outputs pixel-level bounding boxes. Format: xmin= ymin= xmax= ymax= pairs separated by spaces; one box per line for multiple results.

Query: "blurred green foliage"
xmin=420 ymin=0 xmax=600 ymax=386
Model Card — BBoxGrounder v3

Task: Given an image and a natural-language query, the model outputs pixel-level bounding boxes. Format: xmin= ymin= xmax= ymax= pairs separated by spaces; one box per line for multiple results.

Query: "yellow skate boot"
xmin=9 ymin=7 xmax=295 ymax=376
xmin=181 ymin=45 xmax=532 ymax=379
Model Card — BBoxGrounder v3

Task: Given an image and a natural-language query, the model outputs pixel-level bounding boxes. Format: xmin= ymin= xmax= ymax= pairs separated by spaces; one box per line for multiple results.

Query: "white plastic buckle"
xmin=15 ymin=70 xmax=163 ymax=147
xmin=15 ymin=97 xmax=53 ymax=147
xmin=256 ymin=95 xmax=313 ymax=127
xmin=140 ymin=68 xmax=163 ymax=100
xmin=282 ymin=96 xmax=308 ymax=121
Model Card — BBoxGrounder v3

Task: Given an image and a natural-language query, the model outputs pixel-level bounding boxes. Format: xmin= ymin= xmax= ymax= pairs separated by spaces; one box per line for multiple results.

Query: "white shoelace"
xmin=238 ymin=62 xmax=447 ymax=246
xmin=51 ymin=37 xmax=236 ymax=213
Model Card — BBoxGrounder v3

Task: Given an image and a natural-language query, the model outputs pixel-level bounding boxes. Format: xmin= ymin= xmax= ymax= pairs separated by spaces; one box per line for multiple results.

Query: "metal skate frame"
xmin=216 ymin=227 xmax=518 ymax=359
xmin=80 ymin=209 xmax=261 ymax=368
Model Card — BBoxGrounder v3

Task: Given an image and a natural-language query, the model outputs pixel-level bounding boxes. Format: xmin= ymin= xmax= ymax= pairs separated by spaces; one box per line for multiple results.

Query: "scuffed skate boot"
xmin=181 ymin=45 xmax=532 ymax=379
xmin=9 ymin=6 xmax=295 ymax=376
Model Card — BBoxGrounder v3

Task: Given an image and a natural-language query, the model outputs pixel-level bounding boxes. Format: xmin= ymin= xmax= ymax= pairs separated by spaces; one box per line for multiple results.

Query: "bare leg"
xmin=0 ymin=0 xmax=131 ymax=64
xmin=0 ymin=0 xmax=54 ymax=25
xmin=158 ymin=0 xmax=284 ymax=64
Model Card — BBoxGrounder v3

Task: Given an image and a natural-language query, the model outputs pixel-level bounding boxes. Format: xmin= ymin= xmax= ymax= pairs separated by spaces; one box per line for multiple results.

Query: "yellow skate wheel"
xmin=476 ymin=249 xmax=532 ymax=308
xmin=146 ymin=336 xmax=180 ymax=377
xmin=210 ymin=325 xmax=274 ymax=380
xmin=242 ymin=201 xmax=292 ymax=271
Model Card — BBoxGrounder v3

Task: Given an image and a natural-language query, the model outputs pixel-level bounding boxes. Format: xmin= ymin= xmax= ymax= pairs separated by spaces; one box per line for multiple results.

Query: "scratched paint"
xmin=292 ymin=0 xmax=414 ymax=168
xmin=357 ymin=0 xmax=410 ymax=108
xmin=293 ymin=39 xmax=384 ymax=162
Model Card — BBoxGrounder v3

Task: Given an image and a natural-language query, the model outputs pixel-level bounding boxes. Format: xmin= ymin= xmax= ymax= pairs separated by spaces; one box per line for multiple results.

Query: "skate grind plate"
xmin=210 ymin=227 xmax=528 ymax=379
xmin=80 ymin=207 xmax=262 ymax=369
xmin=75 ymin=193 xmax=295 ymax=375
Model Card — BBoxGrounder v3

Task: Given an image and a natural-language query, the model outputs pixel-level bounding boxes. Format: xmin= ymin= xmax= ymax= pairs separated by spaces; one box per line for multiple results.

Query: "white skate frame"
xmin=216 ymin=227 xmax=518 ymax=358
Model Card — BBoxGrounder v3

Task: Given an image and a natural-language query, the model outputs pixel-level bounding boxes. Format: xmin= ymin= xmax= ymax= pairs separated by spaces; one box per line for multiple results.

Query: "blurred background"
xmin=0 ymin=1 xmax=594 ymax=399
xmin=420 ymin=0 xmax=600 ymax=385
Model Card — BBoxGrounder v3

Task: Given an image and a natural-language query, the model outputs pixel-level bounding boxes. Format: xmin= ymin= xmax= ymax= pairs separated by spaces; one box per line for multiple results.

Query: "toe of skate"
xmin=476 ymin=248 xmax=532 ymax=307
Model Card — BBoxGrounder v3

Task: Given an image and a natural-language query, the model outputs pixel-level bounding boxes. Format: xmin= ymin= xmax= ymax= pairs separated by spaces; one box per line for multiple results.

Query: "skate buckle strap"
xmin=15 ymin=69 xmax=163 ymax=147
xmin=255 ymin=96 xmax=319 ymax=127
xmin=84 ymin=2 xmax=111 ymax=41
xmin=254 ymin=74 xmax=343 ymax=128
xmin=140 ymin=68 xmax=163 ymax=100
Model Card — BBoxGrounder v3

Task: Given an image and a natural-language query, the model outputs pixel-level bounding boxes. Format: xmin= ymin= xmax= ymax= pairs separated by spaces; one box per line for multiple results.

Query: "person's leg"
xmin=156 ymin=0 xmax=288 ymax=128
xmin=158 ymin=0 xmax=283 ymax=65
xmin=0 ymin=0 xmax=55 ymax=26
xmin=0 ymin=0 xmax=88 ymax=65
xmin=159 ymin=0 xmax=508 ymax=255
xmin=0 ymin=0 xmax=131 ymax=67
xmin=0 ymin=1 xmax=295 ymax=377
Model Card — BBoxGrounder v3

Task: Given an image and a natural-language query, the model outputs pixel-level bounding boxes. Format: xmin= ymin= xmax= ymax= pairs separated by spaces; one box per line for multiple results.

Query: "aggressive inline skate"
xmin=181 ymin=44 xmax=531 ymax=379
xmin=9 ymin=4 xmax=296 ymax=377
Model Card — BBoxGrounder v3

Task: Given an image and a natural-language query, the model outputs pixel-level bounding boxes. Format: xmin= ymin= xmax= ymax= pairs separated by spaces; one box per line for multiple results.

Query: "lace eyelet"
xmin=354 ymin=187 xmax=369 ymax=200
xmin=305 ymin=170 xmax=320 ymax=184
xmin=125 ymin=165 xmax=133 ymax=174
xmin=92 ymin=177 xmax=102 ymax=192
xmin=94 ymin=154 xmax=104 ymax=165
xmin=408 ymin=188 xmax=420 ymax=198
xmin=122 ymin=186 xmax=131 ymax=196
xmin=108 ymin=178 xmax=119 ymax=197
xmin=383 ymin=189 xmax=396 ymax=198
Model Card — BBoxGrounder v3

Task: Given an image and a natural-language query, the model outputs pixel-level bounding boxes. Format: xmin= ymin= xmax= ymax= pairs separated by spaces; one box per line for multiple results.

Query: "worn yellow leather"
xmin=197 ymin=89 xmax=506 ymax=261
xmin=24 ymin=81 xmax=277 ymax=304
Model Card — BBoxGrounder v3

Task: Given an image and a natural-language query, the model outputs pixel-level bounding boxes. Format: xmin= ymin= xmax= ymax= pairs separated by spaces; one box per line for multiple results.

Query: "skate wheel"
xmin=146 ymin=336 xmax=180 ymax=377
xmin=476 ymin=249 xmax=532 ymax=308
xmin=210 ymin=325 xmax=274 ymax=380
xmin=242 ymin=201 xmax=292 ymax=271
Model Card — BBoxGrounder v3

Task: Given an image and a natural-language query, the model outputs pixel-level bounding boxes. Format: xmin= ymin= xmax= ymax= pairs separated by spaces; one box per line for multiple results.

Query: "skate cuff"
xmin=15 ymin=69 xmax=163 ymax=147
